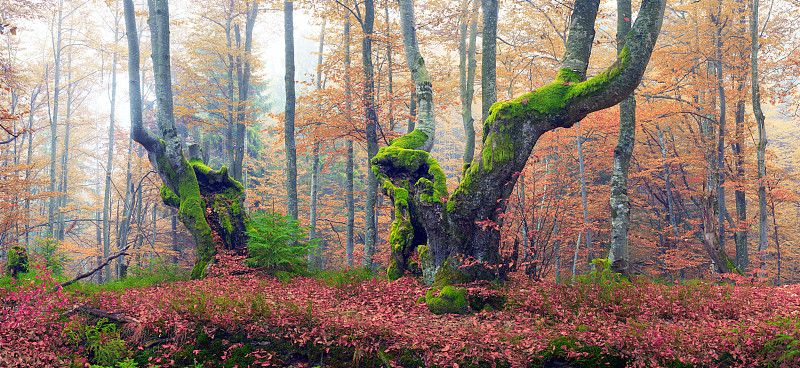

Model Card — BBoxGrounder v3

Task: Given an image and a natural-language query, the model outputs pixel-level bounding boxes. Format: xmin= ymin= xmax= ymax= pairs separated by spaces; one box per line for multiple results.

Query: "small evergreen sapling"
xmin=246 ymin=210 xmax=318 ymax=274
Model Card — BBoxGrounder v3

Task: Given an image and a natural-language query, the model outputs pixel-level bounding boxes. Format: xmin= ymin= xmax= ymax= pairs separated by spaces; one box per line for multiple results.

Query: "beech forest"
xmin=3 ymin=0 xmax=800 ymax=366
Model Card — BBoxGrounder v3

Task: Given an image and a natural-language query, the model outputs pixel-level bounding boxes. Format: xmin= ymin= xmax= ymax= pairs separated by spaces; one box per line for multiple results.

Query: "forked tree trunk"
xmin=374 ymin=0 xmax=666 ymax=285
xmin=124 ymin=0 xmax=248 ymax=279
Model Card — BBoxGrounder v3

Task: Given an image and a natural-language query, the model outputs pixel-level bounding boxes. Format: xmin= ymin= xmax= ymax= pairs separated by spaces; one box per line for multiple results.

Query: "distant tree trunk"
xmin=102 ymin=33 xmax=118 ymax=283
xmin=309 ymin=18 xmax=326 ymax=265
xmin=733 ymin=97 xmax=748 ymax=271
xmin=385 ymin=4 xmax=395 ymax=132
xmin=373 ymin=0 xmax=666 ymax=284
xmin=714 ymin=16 xmax=728 ymax=255
xmin=116 ymin=138 xmax=134 ymax=278
xmin=577 ymin=125 xmax=592 ymax=266
xmin=751 ymin=0 xmax=768 ymax=275
xmin=459 ymin=0 xmax=479 ymax=168
xmin=480 ymin=0 xmax=498 ymax=125
xmin=48 ymin=0 xmax=65 ymax=238
xmin=362 ymin=0 xmax=378 ymax=268
xmin=343 ymin=14 xmax=355 ymax=267
xmin=233 ymin=2 xmax=258 ymax=183
xmin=608 ymin=0 xmax=634 ymax=276
xmin=125 ymin=0 xmax=248 ymax=279
xmin=57 ymin=52 xmax=74 ymax=241
xmin=284 ymin=0 xmax=298 ymax=220
xmin=656 ymin=125 xmax=677 ymax=242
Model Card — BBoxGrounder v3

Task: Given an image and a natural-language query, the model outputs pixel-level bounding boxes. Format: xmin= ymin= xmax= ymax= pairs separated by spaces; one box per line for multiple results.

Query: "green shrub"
xmin=246 ymin=210 xmax=318 ymax=274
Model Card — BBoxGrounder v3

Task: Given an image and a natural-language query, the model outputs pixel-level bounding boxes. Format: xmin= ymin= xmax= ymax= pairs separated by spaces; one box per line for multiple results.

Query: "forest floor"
xmin=4 ymin=263 xmax=800 ymax=368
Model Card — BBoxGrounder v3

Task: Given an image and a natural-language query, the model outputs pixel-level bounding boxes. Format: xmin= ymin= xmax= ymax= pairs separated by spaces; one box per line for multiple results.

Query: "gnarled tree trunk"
xmin=124 ymin=0 xmax=248 ymax=279
xmin=374 ymin=0 xmax=666 ymax=285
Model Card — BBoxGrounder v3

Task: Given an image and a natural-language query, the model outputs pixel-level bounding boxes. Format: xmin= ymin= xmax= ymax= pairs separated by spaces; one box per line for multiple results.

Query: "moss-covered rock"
xmin=426 ymin=285 xmax=469 ymax=315
xmin=7 ymin=245 xmax=29 ymax=278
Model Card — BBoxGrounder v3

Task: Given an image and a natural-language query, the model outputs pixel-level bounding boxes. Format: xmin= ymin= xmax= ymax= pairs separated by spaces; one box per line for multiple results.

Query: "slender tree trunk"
xmin=57 ymin=52 xmax=73 ymax=241
xmin=362 ymin=0 xmax=378 ymax=268
xmin=309 ymin=18 xmax=326 ymax=265
xmin=116 ymin=138 xmax=133 ymax=278
xmin=751 ymin=0 xmax=768 ymax=275
xmin=48 ymin=0 xmax=65 ymax=238
xmin=343 ymin=14 xmax=355 ymax=267
xmin=459 ymin=0 xmax=479 ymax=168
xmin=385 ymin=4 xmax=395 ymax=132
xmin=102 ymin=31 xmax=119 ymax=283
xmin=284 ymin=0 xmax=298 ymax=220
xmin=714 ymin=16 xmax=728 ymax=255
xmin=607 ymin=0 xmax=634 ymax=276
xmin=577 ymin=124 xmax=592 ymax=266
xmin=480 ymin=0 xmax=498 ymax=125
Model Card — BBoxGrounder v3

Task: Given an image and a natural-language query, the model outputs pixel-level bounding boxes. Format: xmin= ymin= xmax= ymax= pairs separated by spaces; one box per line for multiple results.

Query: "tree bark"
xmin=374 ymin=0 xmax=666 ymax=284
xmin=607 ymin=0 xmax=635 ymax=276
xmin=284 ymin=0 xmax=298 ymax=221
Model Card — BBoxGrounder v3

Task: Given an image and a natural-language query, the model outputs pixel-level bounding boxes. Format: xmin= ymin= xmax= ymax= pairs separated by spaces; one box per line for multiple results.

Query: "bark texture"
xmin=374 ymin=0 xmax=666 ymax=284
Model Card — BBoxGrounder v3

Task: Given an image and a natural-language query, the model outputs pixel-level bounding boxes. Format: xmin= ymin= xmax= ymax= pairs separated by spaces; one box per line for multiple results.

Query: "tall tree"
xmin=284 ymin=0 xmax=298 ymax=220
xmin=373 ymin=0 xmax=666 ymax=285
xmin=751 ymin=0 xmax=767 ymax=274
xmin=607 ymin=0 xmax=635 ymax=276
xmin=102 ymin=9 xmax=120 ymax=282
xmin=343 ymin=13 xmax=355 ymax=267
xmin=308 ymin=17 xmax=326 ymax=265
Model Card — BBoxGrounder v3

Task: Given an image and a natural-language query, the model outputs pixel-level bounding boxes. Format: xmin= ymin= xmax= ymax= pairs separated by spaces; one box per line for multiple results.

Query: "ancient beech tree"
xmin=375 ymin=0 xmax=666 ymax=284
xmin=124 ymin=0 xmax=248 ymax=279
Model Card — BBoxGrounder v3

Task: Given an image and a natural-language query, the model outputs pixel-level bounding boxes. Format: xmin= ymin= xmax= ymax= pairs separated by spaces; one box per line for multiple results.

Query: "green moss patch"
xmin=425 ymin=285 xmax=469 ymax=315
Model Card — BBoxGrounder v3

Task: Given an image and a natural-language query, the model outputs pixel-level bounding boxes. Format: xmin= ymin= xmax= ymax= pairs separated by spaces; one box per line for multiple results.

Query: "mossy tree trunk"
xmin=124 ymin=0 xmax=248 ymax=279
xmin=374 ymin=0 xmax=666 ymax=285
